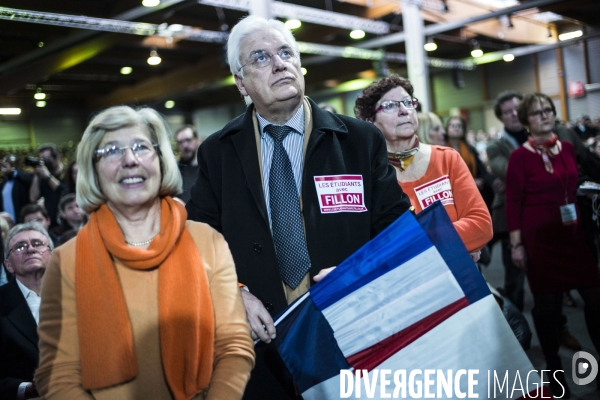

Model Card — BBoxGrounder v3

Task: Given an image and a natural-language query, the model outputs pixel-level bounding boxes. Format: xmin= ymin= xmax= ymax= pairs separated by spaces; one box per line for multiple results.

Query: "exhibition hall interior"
xmin=0 ymin=1 xmax=599 ymax=399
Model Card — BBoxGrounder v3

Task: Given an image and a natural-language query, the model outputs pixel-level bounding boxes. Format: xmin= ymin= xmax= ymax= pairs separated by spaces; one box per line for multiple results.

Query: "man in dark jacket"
xmin=1 ymin=222 xmax=54 ymax=399
xmin=187 ymin=15 xmax=411 ymax=400
xmin=0 ymin=155 xmax=33 ymax=224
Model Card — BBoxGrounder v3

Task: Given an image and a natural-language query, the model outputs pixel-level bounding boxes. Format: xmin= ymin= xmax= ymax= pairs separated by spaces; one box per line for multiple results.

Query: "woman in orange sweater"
xmin=355 ymin=75 xmax=492 ymax=258
xmin=35 ymin=106 xmax=254 ymax=400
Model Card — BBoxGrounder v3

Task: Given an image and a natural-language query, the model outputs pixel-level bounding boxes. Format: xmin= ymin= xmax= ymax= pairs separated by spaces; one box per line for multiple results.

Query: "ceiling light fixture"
xmin=36 ymin=101 xmax=46 ymax=108
xmin=34 ymin=93 xmax=46 ymax=100
xmin=350 ymin=30 xmax=366 ymax=40
xmin=142 ymin=0 xmax=160 ymax=7
xmin=0 ymin=108 xmax=21 ymax=115
xmin=470 ymin=41 xmax=483 ymax=58
xmin=167 ymin=24 xmax=183 ymax=32
xmin=147 ymin=49 xmax=161 ymax=65
xmin=285 ymin=19 xmax=302 ymax=30
xmin=165 ymin=100 xmax=175 ymax=109
xmin=301 ymin=67 xmax=307 ymax=75
xmin=120 ymin=66 xmax=133 ymax=75
xmin=503 ymin=54 xmax=515 ymax=62
xmin=558 ymin=30 xmax=583 ymax=41
xmin=424 ymin=37 xmax=437 ymax=52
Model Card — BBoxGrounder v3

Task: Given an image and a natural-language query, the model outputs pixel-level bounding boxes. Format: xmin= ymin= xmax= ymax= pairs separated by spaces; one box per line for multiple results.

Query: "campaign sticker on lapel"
xmin=314 ymin=175 xmax=367 ymax=213
xmin=414 ymin=175 xmax=454 ymax=210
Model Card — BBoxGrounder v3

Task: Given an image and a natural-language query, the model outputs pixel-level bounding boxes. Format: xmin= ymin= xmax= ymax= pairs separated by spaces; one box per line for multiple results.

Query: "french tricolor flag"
xmin=272 ymin=202 xmax=552 ymax=399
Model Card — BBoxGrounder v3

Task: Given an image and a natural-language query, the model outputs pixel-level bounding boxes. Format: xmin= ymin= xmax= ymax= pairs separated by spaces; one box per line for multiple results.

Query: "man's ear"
xmin=234 ymin=74 xmax=248 ymax=97
xmin=4 ymin=259 xmax=14 ymax=274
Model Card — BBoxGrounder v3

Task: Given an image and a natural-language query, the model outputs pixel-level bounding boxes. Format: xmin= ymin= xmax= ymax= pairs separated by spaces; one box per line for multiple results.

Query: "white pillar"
xmin=401 ymin=0 xmax=431 ymax=112
xmin=250 ymin=0 xmax=272 ymax=19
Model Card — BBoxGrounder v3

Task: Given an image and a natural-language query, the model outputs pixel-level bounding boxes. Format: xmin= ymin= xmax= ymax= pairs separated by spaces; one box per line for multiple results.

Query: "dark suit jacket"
xmin=0 ymin=279 xmax=39 ymax=400
xmin=187 ymin=98 xmax=411 ymax=315
xmin=486 ymin=132 xmax=517 ymax=234
xmin=0 ymin=171 xmax=33 ymax=222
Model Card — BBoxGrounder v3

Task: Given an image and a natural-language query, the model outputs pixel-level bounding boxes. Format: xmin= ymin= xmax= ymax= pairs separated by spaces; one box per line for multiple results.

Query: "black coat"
xmin=0 ymin=280 xmax=39 ymax=400
xmin=0 ymin=171 xmax=33 ymax=222
xmin=187 ymin=98 xmax=411 ymax=315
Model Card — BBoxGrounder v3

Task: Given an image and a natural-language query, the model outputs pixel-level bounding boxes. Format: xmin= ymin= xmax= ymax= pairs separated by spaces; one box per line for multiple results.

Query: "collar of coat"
xmin=217 ymin=97 xmax=349 ymax=139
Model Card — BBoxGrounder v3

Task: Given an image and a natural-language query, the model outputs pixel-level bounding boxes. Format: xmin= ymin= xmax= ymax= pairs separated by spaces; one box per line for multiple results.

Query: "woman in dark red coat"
xmin=506 ymin=93 xmax=600 ymax=398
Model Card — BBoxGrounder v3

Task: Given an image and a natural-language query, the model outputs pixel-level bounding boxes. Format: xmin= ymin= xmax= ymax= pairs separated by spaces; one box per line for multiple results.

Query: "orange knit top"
xmin=398 ymin=145 xmax=492 ymax=252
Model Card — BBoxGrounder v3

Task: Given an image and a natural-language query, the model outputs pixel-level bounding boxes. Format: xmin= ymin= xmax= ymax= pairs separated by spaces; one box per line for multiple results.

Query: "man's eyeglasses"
xmin=94 ymin=143 xmax=161 ymax=162
xmin=8 ymin=240 xmax=49 ymax=256
xmin=238 ymin=48 xmax=297 ymax=72
xmin=375 ymin=99 xmax=419 ymax=114
xmin=528 ymin=107 xmax=554 ymax=119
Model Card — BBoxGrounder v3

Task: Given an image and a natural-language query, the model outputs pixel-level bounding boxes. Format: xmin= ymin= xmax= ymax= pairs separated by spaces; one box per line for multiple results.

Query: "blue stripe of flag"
xmin=274 ymin=294 xmax=350 ymax=393
xmin=415 ymin=202 xmax=489 ymax=304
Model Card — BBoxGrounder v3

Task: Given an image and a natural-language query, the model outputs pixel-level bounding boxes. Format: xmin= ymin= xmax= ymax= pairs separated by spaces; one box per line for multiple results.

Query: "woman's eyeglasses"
xmin=375 ymin=99 xmax=419 ymax=114
xmin=94 ymin=143 xmax=161 ymax=162
xmin=528 ymin=107 xmax=554 ymax=119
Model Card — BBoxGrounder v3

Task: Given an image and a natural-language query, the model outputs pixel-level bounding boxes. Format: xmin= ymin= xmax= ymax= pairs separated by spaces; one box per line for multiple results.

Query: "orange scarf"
xmin=75 ymin=197 xmax=214 ymax=399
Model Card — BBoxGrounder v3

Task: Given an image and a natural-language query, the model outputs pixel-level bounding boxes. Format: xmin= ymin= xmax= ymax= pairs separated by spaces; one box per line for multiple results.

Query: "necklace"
xmin=125 ymin=235 xmax=157 ymax=247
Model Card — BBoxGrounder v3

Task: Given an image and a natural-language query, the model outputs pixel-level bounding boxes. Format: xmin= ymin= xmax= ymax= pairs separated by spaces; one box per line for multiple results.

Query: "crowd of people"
xmin=1 ymin=13 xmax=600 ymax=400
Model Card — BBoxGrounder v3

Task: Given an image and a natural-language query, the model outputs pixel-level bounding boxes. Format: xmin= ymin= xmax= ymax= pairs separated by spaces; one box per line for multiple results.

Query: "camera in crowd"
xmin=25 ymin=156 xmax=52 ymax=167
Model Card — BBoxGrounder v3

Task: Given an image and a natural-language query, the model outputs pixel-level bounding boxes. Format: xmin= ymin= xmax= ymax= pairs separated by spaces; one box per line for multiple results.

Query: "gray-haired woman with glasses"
xmin=35 ymin=105 xmax=254 ymax=399
xmin=355 ymin=75 xmax=492 ymax=259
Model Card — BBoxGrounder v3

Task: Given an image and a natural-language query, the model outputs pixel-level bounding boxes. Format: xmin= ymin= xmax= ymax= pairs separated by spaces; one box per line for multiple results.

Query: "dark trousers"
xmin=501 ymin=238 xmax=526 ymax=311
xmin=532 ymin=288 xmax=600 ymax=369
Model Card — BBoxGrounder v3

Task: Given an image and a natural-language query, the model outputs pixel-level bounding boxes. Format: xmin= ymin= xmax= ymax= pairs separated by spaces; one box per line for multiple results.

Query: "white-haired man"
xmin=0 ymin=222 xmax=54 ymax=399
xmin=187 ymin=15 xmax=411 ymax=399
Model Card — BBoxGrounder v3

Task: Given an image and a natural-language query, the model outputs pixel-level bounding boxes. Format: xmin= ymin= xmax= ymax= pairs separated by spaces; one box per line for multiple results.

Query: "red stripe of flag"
xmin=347 ymin=297 xmax=469 ymax=372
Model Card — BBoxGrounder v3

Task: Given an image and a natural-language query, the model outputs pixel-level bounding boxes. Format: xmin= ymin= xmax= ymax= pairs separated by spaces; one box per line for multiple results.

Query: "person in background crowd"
xmin=29 ymin=144 xmax=67 ymax=228
xmin=35 ymin=105 xmax=254 ymax=400
xmin=575 ymin=114 xmax=599 ymax=142
xmin=175 ymin=125 xmax=201 ymax=204
xmin=486 ymin=91 xmax=528 ymax=311
xmin=506 ymin=93 xmax=600 ymax=398
xmin=1 ymin=155 xmax=33 ymax=224
xmin=445 ymin=115 xmax=495 ymax=212
xmin=50 ymin=193 xmax=87 ymax=243
xmin=591 ymin=135 xmax=600 ymax=158
xmin=1 ymin=222 xmax=54 ymax=399
xmin=416 ymin=112 xmax=446 ymax=146
xmin=186 ymin=16 xmax=410 ymax=400
xmin=486 ymin=92 xmax=582 ymax=351
xmin=61 ymin=161 xmax=78 ymax=196
xmin=0 ymin=217 xmax=8 ymax=285
xmin=20 ymin=204 xmax=58 ymax=247
xmin=0 ymin=213 xmax=15 ymax=231
xmin=354 ymin=75 xmax=492 ymax=261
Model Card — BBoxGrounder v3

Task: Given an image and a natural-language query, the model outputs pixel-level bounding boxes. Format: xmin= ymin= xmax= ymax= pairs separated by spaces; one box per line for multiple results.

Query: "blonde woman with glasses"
xmin=35 ymin=106 xmax=254 ymax=400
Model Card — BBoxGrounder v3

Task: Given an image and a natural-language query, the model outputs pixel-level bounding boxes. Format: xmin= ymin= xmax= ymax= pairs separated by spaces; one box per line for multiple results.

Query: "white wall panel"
xmin=537 ymin=50 xmax=559 ymax=95
xmin=486 ymin=55 xmax=535 ymax=99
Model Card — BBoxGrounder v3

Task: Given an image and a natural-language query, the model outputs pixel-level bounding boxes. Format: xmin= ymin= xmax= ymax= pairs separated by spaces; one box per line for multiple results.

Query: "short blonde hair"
xmin=417 ymin=112 xmax=443 ymax=144
xmin=76 ymin=106 xmax=182 ymax=214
